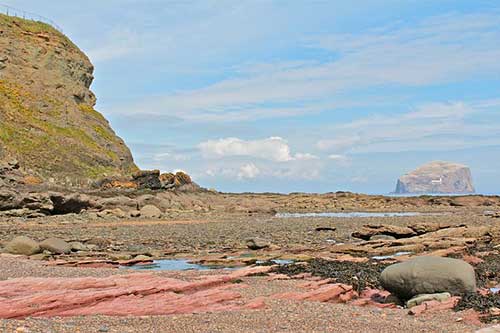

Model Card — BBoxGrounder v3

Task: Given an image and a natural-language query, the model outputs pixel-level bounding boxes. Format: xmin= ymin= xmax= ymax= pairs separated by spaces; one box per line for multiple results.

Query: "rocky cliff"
xmin=395 ymin=161 xmax=475 ymax=194
xmin=0 ymin=14 xmax=137 ymax=186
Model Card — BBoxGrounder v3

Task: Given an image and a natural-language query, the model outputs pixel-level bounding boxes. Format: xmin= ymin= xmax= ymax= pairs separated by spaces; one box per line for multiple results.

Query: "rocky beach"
xmin=1 ymin=6 xmax=500 ymax=333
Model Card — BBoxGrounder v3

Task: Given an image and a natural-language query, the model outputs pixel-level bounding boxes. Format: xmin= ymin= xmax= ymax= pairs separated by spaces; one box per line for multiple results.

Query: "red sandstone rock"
xmin=0 ymin=266 xmax=271 ymax=319
xmin=266 ymin=273 xmax=291 ymax=281
xmin=463 ymin=255 xmax=485 ymax=265
xmin=272 ymin=283 xmax=356 ymax=303
xmin=459 ymin=309 xmax=483 ymax=326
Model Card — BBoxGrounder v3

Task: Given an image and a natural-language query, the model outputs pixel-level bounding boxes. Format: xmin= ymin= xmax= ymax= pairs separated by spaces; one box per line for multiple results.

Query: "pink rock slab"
xmin=0 ymin=266 xmax=271 ymax=319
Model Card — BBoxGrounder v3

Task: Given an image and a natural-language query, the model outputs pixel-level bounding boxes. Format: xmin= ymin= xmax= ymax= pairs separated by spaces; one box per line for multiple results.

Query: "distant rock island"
xmin=395 ymin=161 xmax=475 ymax=194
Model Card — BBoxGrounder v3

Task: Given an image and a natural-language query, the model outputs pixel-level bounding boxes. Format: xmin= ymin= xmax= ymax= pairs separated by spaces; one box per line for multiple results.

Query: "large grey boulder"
xmin=395 ymin=161 xmax=475 ymax=194
xmin=4 ymin=236 xmax=41 ymax=255
xmin=380 ymin=256 xmax=476 ymax=300
xmin=39 ymin=238 xmax=71 ymax=254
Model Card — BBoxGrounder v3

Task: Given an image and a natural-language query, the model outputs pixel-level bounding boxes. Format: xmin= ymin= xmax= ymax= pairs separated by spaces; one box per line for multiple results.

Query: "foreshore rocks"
xmin=380 ymin=256 xmax=476 ymax=300
xmin=96 ymin=170 xmax=197 ymax=191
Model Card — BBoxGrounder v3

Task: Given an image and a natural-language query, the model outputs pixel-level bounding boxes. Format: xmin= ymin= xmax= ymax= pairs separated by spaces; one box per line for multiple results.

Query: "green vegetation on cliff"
xmin=0 ymin=13 xmax=137 ymax=185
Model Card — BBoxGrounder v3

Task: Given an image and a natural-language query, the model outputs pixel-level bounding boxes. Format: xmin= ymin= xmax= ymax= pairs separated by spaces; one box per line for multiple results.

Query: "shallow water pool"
xmin=122 ymin=259 xmax=225 ymax=271
xmin=275 ymin=212 xmax=427 ymax=218
xmin=122 ymin=258 xmax=293 ymax=271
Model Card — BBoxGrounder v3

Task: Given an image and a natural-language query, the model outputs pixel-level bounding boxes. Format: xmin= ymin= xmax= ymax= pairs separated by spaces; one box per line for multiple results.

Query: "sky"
xmin=2 ymin=0 xmax=500 ymax=194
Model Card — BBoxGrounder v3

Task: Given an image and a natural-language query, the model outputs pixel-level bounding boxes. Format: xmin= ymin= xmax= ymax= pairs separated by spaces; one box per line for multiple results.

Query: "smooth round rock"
xmin=380 ymin=256 xmax=476 ymax=300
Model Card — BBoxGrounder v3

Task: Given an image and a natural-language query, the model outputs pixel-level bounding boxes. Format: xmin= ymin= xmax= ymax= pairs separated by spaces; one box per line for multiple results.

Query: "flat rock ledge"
xmin=0 ymin=266 xmax=271 ymax=318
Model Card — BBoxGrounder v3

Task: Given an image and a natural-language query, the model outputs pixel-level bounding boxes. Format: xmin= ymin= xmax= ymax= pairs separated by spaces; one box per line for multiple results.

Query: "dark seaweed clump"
xmin=454 ymin=292 xmax=500 ymax=323
xmin=452 ymin=251 xmax=500 ymax=323
xmin=272 ymin=258 xmax=389 ymax=292
xmin=474 ymin=253 xmax=500 ymax=288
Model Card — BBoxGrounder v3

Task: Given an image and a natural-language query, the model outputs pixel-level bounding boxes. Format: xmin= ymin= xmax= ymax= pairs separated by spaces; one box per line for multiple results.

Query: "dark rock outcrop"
xmin=395 ymin=161 xmax=475 ymax=194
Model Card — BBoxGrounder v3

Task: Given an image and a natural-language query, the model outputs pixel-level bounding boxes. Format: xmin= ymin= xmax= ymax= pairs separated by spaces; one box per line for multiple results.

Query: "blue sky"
xmin=3 ymin=0 xmax=500 ymax=193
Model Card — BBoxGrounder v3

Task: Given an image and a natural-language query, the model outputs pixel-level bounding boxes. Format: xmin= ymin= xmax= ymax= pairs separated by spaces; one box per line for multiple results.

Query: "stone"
xmin=380 ymin=256 xmax=476 ymax=300
xmin=129 ymin=210 xmax=141 ymax=218
xmin=352 ymin=224 xmax=416 ymax=240
xmin=139 ymin=205 xmax=162 ymax=218
xmin=109 ymin=253 xmax=132 ymax=261
xmin=97 ymin=208 xmax=126 ymax=218
xmin=132 ymin=170 xmax=161 ymax=190
xmin=476 ymin=325 xmax=500 ymax=333
xmin=0 ymin=266 xmax=271 ymax=318
xmin=246 ymin=238 xmax=271 ymax=250
xmin=159 ymin=173 xmax=176 ymax=188
xmin=406 ymin=292 xmax=451 ymax=308
xmin=408 ymin=296 xmax=460 ymax=315
xmin=69 ymin=242 xmax=87 ymax=252
xmin=95 ymin=196 xmax=138 ymax=210
xmin=133 ymin=254 xmax=152 ymax=261
xmin=49 ymin=193 xmax=93 ymax=214
xmin=4 ymin=236 xmax=41 ymax=256
xmin=272 ymin=283 xmax=356 ymax=303
xmin=29 ymin=253 xmax=50 ymax=260
xmin=395 ymin=161 xmax=475 ymax=194
xmin=39 ymin=238 xmax=71 ymax=254
xmin=370 ymin=235 xmax=397 ymax=241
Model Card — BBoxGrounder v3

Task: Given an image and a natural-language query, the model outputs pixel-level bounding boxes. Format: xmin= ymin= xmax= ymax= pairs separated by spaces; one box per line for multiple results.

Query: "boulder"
xmin=406 ymin=292 xmax=451 ymax=308
xmin=18 ymin=193 xmax=53 ymax=214
xmin=246 ymin=238 xmax=271 ymax=250
xmin=49 ymin=193 xmax=93 ymax=214
xmin=159 ymin=173 xmax=176 ymax=188
xmin=352 ymin=224 xmax=416 ymax=240
xmin=4 ymin=236 xmax=41 ymax=255
xmin=395 ymin=161 xmax=475 ymax=194
xmin=0 ymin=190 xmax=52 ymax=215
xmin=39 ymin=238 xmax=71 ymax=254
xmin=139 ymin=205 xmax=162 ymax=219
xmin=95 ymin=196 xmax=138 ymax=210
xmin=69 ymin=242 xmax=87 ymax=252
xmin=129 ymin=210 xmax=141 ymax=218
xmin=370 ymin=235 xmax=397 ymax=241
xmin=380 ymin=256 xmax=476 ymax=300
xmin=476 ymin=325 xmax=500 ymax=333
xmin=97 ymin=208 xmax=126 ymax=219
xmin=132 ymin=170 xmax=161 ymax=190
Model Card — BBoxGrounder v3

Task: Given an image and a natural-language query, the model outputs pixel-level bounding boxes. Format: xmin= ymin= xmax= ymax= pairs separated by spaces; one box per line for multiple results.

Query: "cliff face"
xmin=395 ymin=161 xmax=475 ymax=194
xmin=0 ymin=14 xmax=137 ymax=185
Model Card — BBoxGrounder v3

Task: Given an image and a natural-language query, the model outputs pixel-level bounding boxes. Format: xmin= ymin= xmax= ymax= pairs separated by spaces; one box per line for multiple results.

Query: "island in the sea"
xmin=395 ymin=161 xmax=475 ymax=194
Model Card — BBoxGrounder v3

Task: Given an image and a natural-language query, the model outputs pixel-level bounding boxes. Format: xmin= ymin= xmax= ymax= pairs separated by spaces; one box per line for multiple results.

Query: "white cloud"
xmin=198 ymin=137 xmax=314 ymax=162
xmin=294 ymin=153 xmax=319 ymax=160
xmin=328 ymin=154 xmax=348 ymax=161
xmin=238 ymin=163 xmax=260 ymax=179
